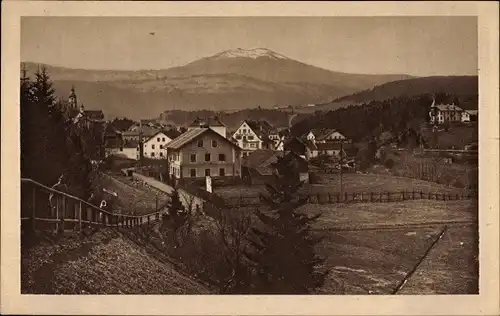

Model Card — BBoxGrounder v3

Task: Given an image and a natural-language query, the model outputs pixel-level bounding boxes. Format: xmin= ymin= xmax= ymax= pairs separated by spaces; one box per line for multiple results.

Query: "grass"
xmin=214 ymin=173 xmax=468 ymax=201
xmin=96 ymin=173 xmax=169 ymax=215
xmin=21 ymin=229 xmax=211 ymax=294
xmin=307 ymin=199 xmax=477 ymax=231
xmin=315 ymin=227 xmax=444 ymax=294
xmin=309 ymin=200 xmax=477 ymax=294
xmin=398 ymin=225 xmax=479 ymax=294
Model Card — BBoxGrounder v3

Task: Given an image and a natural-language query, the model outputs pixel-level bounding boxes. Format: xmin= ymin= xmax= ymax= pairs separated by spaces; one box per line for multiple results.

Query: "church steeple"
xmin=68 ymin=86 xmax=78 ymax=111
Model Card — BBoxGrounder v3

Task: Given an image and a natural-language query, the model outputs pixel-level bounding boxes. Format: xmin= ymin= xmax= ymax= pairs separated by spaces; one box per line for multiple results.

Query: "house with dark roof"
xmin=285 ymin=136 xmax=355 ymax=161
xmin=303 ymin=128 xmax=348 ymax=143
xmin=187 ymin=116 xmax=227 ymax=138
xmin=166 ymin=128 xmax=242 ymax=181
xmin=241 ymin=149 xmax=283 ymax=185
xmin=232 ymin=120 xmax=280 ymax=156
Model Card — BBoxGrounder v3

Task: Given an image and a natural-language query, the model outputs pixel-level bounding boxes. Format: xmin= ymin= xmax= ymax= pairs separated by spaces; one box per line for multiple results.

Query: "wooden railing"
xmin=21 ymin=178 xmax=167 ymax=234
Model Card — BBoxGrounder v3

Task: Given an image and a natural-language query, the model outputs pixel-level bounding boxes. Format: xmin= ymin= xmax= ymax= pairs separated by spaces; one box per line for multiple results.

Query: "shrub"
xmin=384 ymin=158 xmax=395 ymax=169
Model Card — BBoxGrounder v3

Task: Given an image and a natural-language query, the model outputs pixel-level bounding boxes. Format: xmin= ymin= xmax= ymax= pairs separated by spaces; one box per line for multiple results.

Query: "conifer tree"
xmin=163 ymin=189 xmax=188 ymax=245
xmin=246 ymin=155 xmax=327 ymax=294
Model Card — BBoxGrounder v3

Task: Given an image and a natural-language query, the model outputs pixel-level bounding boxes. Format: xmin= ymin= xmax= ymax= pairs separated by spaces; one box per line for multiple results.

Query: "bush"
xmin=384 ymin=158 xmax=395 ymax=169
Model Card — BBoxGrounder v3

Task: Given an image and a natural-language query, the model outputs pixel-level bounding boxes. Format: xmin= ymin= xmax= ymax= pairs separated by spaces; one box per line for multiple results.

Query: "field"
xmin=95 ymin=172 xmax=169 ymax=215
xmin=214 ymin=173 xmax=468 ymax=201
xmin=309 ymin=200 xmax=478 ymax=294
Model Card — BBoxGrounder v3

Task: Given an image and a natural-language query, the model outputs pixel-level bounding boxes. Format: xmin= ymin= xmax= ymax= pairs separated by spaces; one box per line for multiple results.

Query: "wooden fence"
xmin=21 ymin=178 xmax=167 ymax=235
xmin=223 ymin=190 xmax=478 ymax=207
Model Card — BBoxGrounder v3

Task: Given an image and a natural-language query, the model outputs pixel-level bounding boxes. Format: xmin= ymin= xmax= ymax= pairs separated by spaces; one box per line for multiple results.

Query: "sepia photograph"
xmin=1 ymin=1 xmax=499 ymax=315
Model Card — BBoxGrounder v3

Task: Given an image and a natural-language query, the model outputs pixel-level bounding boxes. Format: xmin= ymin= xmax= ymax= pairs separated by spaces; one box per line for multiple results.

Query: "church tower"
xmin=68 ymin=86 xmax=78 ymax=112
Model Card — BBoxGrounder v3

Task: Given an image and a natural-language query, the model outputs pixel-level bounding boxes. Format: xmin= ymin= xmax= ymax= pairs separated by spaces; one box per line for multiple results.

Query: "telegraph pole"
xmin=340 ymin=140 xmax=343 ymax=201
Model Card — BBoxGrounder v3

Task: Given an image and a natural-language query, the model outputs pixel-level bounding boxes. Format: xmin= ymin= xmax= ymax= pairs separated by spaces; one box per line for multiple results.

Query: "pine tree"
xmin=246 ymin=155 xmax=327 ymax=294
xmin=163 ymin=189 xmax=188 ymax=245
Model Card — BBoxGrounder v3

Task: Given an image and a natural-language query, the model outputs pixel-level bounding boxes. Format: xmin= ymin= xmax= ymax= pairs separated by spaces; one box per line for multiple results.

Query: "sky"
xmin=21 ymin=16 xmax=478 ymax=76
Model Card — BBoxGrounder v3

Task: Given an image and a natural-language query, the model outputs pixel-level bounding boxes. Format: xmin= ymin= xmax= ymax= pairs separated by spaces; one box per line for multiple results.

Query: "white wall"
xmin=143 ymin=132 xmax=171 ymax=159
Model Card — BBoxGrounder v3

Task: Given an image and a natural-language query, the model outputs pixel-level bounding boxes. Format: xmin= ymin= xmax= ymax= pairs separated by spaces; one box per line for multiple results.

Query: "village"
xmin=16 ymin=14 xmax=483 ymax=298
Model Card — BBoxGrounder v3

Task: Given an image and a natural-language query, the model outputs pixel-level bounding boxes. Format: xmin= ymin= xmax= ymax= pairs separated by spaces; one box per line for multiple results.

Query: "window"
xmin=243 ymin=143 xmax=248 ymax=148
xmin=205 ymin=153 xmax=211 ymax=162
xmin=159 ymin=145 xmax=163 ymax=149
xmin=144 ymin=152 xmax=148 ymax=156
xmin=162 ymin=137 xmax=165 ymax=142
xmin=197 ymin=140 xmax=203 ymax=147
xmin=160 ymin=152 xmax=163 ymax=157
xmin=151 ymin=152 xmax=155 ymax=157
xmin=152 ymin=144 xmax=155 ymax=149
xmin=190 ymin=154 xmax=196 ymax=162
xmin=144 ymin=144 xmax=147 ymax=148
xmin=212 ymin=140 xmax=218 ymax=147
xmin=190 ymin=169 xmax=196 ymax=177
xmin=219 ymin=154 xmax=226 ymax=161
xmin=205 ymin=169 xmax=211 ymax=177
xmin=243 ymin=129 xmax=247 ymax=134
xmin=219 ymin=168 xmax=225 ymax=176
xmin=235 ymin=135 xmax=241 ymax=140
xmin=248 ymin=135 xmax=254 ymax=140
xmin=157 ymin=137 xmax=160 ymax=142
xmin=250 ymin=143 xmax=256 ymax=148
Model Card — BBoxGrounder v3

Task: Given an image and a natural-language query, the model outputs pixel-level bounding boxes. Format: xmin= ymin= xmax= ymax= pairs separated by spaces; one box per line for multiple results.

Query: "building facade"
xmin=167 ymin=128 xmax=242 ymax=180
xmin=232 ymin=120 xmax=276 ymax=157
xmin=142 ymin=131 xmax=179 ymax=159
xmin=429 ymin=99 xmax=467 ymax=124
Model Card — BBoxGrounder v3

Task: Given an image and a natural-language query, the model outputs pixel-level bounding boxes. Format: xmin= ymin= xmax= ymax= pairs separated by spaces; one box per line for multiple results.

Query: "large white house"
xmin=428 ymin=99 xmax=477 ymax=124
xmin=232 ymin=120 xmax=277 ymax=157
xmin=142 ymin=130 xmax=180 ymax=159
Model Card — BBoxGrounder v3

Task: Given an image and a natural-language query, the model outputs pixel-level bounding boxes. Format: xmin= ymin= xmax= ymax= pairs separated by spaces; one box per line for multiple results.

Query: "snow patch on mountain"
xmin=212 ymin=48 xmax=289 ymax=60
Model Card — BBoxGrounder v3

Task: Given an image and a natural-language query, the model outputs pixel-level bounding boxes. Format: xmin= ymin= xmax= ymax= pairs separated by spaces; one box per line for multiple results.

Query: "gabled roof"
xmin=243 ymin=150 xmax=282 ymax=168
xmin=143 ymin=129 xmax=181 ymax=143
xmin=465 ymin=110 xmax=478 ymax=115
xmin=243 ymin=120 xmax=275 ymax=141
xmin=163 ymin=129 xmax=181 ymax=140
xmin=166 ymin=128 xmax=240 ymax=151
xmin=432 ymin=104 xmax=463 ymax=112
xmin=189 ymin=116 xmax=226 ymax=128
xmin=307 ymin=128 xmax=343 ymax=141
xmin=84 ymin=110 xmax=104 ymax=120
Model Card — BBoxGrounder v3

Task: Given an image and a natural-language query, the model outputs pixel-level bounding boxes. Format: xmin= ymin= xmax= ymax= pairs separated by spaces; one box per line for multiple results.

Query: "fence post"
xmin=32 ymin=186 xmax=36 ymax=232
xmin=78 ymin=201 xmax=82 ymax=232
xmin=370 ymin=192 xmax=373 ymax=202
xmin=148 ymin=215 xmax=150 ymax=226
xmin=379 ymin=192 xmax=382 ymax=202
xmin=360 ymin=192 xmax=363 ymax=202
xmin=59 ymin=195 xmax=66 ymax=235
xmin=401 ymin=191 xmax=405 ymax=201
xmin=317 ymin=193 xmax=321 ymax=204
xmin=420 ymin=191 xmax=423 ymax=199
xmin=344 ymin=192 xmax=348 ymax=202
xmin=412 ymin=191 xmax=415 ymax=200
xmin=328 ymin=193 xmax=332 ymax=203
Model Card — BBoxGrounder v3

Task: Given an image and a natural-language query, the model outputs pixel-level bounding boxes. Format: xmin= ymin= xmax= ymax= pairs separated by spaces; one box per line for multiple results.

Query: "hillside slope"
xmin=21 ymin=229 xmax=212 ymax=294
xmin=333 ymin=76 xmax=478 ymax=104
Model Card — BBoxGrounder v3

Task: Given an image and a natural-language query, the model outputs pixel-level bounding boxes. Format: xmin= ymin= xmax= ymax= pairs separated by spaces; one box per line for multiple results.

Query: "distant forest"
xmin=158 ymin=108 xmax=310 ymax=131
xmin=291 ymin=93 xmax=478 ymax=142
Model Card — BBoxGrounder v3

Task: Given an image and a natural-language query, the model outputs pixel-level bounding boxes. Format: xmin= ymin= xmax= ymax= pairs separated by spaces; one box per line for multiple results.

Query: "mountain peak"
xmin=211 ymin=48 xmax=289 ymax=60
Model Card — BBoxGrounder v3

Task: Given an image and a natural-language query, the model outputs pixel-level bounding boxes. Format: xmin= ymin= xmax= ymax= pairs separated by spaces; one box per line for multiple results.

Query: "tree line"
xmin=21 ymin=65 xmax=103 ymax=200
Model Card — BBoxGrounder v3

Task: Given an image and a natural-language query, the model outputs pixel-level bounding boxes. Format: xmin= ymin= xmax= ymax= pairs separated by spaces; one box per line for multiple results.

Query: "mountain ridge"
xmin=21 ymin=48 xmax=416 ymax=119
